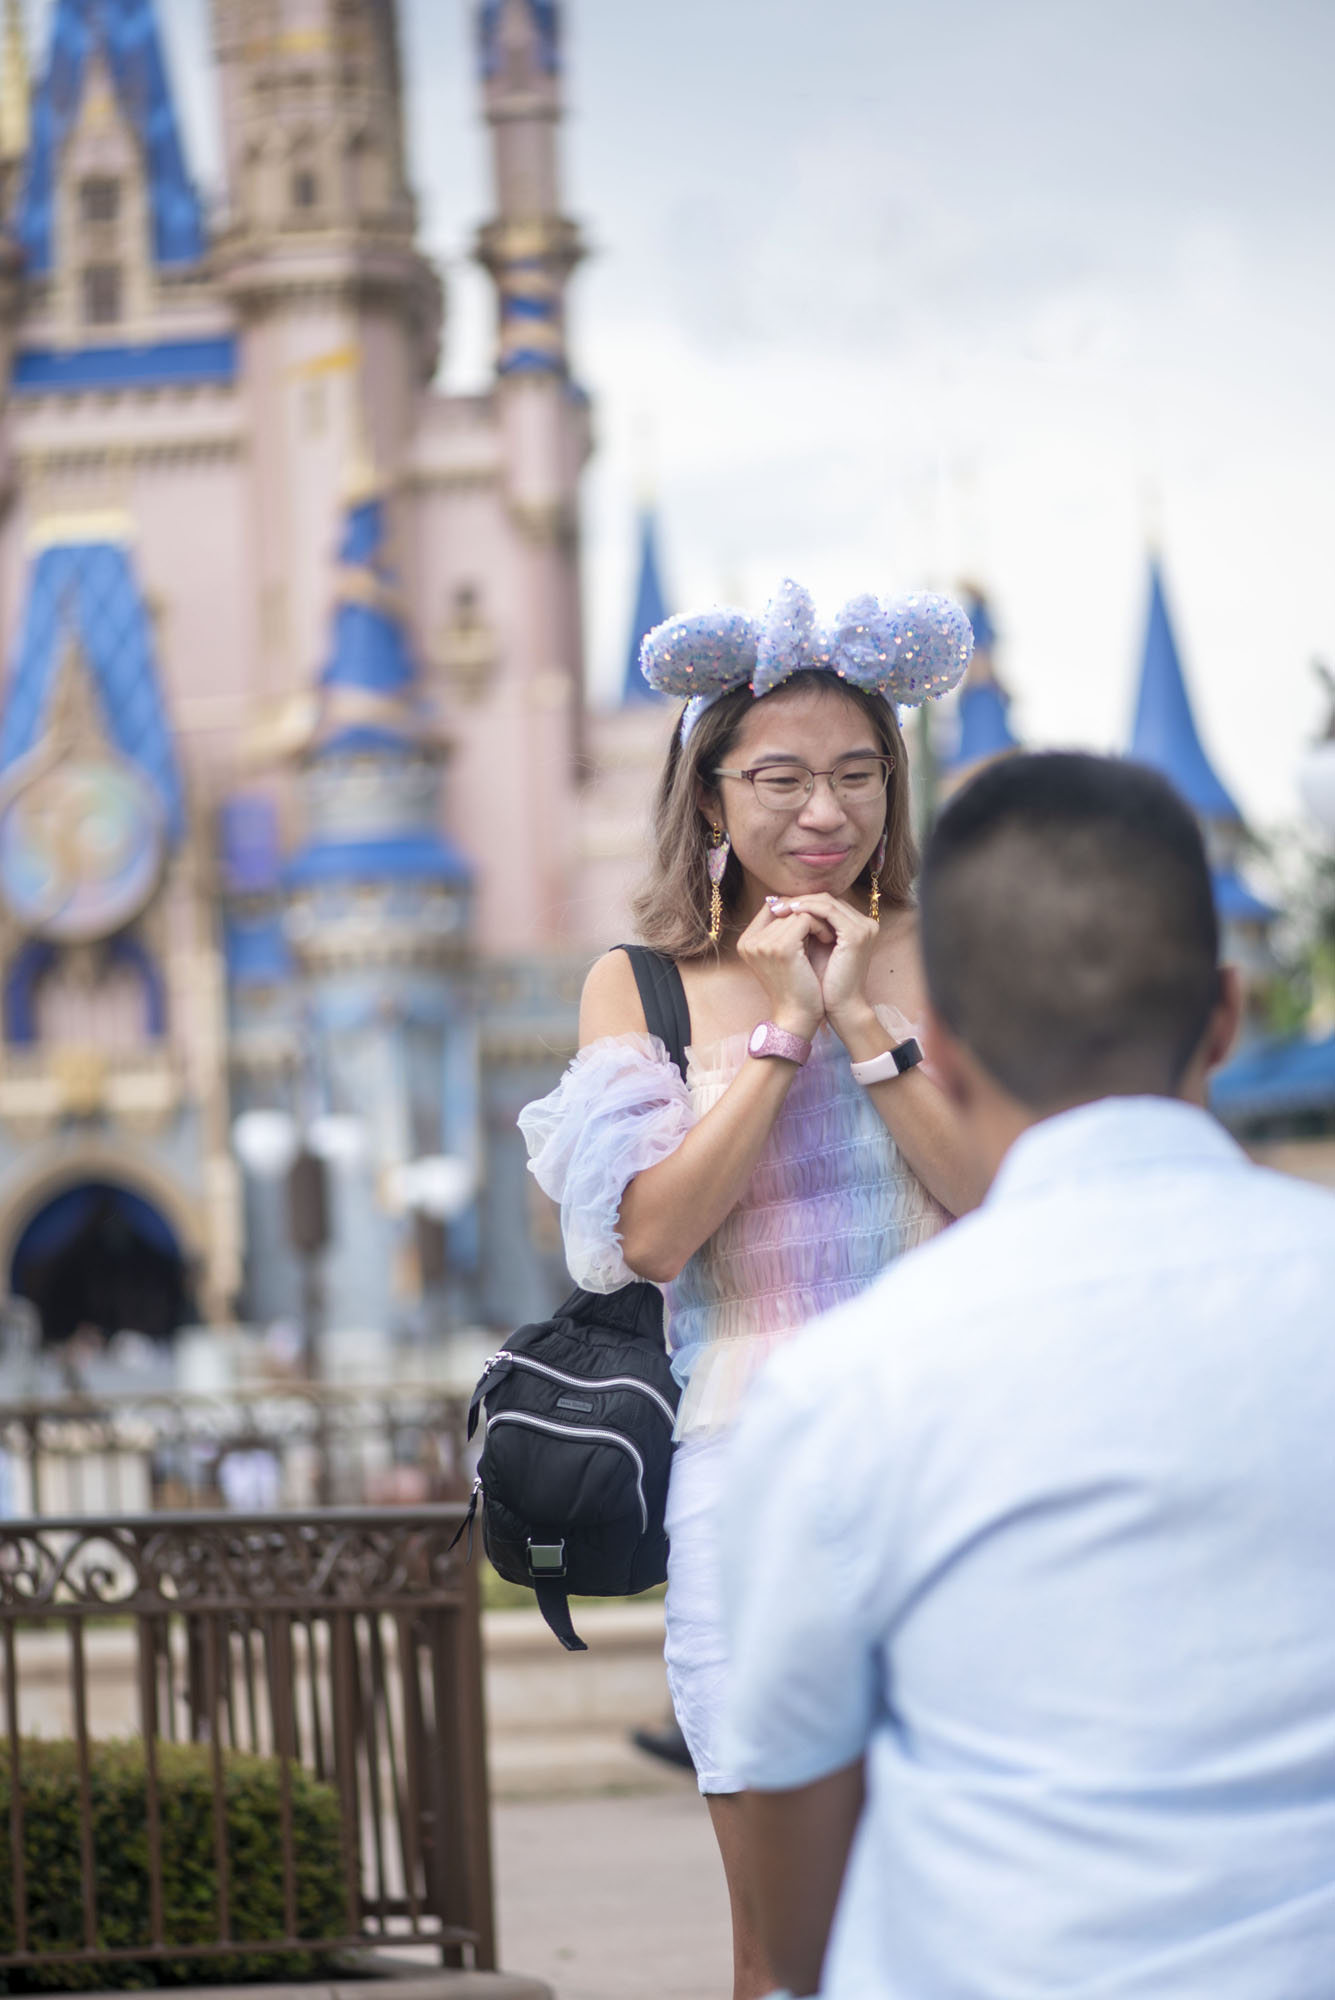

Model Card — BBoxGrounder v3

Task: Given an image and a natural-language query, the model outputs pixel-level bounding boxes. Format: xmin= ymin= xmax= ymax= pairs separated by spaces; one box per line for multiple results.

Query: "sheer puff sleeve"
xmin=517 ymin=1034 xmax=695 ymax=1294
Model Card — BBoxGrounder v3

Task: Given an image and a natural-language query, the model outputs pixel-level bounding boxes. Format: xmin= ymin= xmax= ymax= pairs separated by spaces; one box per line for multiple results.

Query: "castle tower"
xmin=0 ymin=0 xmax=27 ymax=427
xmin=210 ymin=0 xmax=442 ymax=709
xmin=939 ymin=588 xmax=1019 ymax=799
xmin=578 ymin=501 xmax=675 ymax=947
xmin=0 ymin=0 xmax=29 ymax=217
xmin=458 ymin=0 xmax=589 ymax=953
xmin=1128 ymin=557 xmax=1276 ymax=1024
xmin=618 ymin=508 xmax=669 ymax=710
xmin=240 ymin=476 xmax=480 ymax=1350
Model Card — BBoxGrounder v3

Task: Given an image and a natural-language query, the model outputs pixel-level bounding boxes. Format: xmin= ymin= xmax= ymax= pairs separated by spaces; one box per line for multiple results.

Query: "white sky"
xmin=31 ymin=0 xmax=1335 ymax=826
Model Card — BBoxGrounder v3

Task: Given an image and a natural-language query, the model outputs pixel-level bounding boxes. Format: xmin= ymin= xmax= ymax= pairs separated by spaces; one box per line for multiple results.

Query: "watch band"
xmin=849 ymin=1037 xmax=923 ymax=1086
xmin=747 ymin=1021 xmax=813 ymax=1067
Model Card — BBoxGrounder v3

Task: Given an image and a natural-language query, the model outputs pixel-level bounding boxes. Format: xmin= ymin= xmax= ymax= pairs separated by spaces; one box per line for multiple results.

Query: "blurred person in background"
xmin=723 ymin=753 xmax=1335 ymax=2000
xmin=520 ymin=582 xmax=984 ymax=1998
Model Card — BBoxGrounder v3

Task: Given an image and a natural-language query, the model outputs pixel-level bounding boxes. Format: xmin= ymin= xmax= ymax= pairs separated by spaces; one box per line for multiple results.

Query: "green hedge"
xmin=0 ymin=1738 xmax=346 ymax=1990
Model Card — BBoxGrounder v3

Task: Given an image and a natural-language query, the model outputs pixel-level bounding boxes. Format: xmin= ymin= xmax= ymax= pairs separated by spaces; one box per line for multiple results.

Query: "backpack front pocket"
xmin=484 ymin=1410 xmax=649 ymax=1534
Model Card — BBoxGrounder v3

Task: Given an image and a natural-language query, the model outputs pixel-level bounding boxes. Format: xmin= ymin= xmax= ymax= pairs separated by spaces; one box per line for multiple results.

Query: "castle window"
xmin=292 ymin=168 xmax=320 ymax=212
xmin=82 ymin=263 xmax=123 ymax=327
xmin=80 ymin=177 xmax=121 ymax=225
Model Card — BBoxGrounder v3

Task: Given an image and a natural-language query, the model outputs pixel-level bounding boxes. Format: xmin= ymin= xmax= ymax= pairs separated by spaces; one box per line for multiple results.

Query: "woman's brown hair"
xmin=631 ymin=669 xmax=918 ymax=961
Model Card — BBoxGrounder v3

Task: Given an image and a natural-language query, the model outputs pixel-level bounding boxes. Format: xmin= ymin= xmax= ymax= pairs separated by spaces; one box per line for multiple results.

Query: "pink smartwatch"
xmin=747 ymin=1021 xmax=813 ymax=1067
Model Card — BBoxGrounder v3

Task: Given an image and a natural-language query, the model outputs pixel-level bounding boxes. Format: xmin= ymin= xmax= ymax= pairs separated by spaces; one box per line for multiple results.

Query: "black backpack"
xmin=461 ymin=945 xmax=689 ymax=1652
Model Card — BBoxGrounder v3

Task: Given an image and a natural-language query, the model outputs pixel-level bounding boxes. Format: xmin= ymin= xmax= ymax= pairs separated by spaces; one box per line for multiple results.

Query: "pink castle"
xmin=0 ymin=0 xmax=624 ymax=1357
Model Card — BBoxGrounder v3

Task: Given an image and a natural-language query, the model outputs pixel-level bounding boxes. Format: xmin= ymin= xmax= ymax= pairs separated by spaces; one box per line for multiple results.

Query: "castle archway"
xmin=6 ymin=1179 xmax=196 ymax=1348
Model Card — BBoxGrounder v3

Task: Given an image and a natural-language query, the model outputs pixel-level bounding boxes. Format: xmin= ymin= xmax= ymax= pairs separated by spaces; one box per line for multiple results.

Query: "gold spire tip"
xmin=0 ymin=0 xmax=30 ymax=165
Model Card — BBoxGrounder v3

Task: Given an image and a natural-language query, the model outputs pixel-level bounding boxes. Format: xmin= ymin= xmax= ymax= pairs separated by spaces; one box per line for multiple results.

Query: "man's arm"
xmin=743 ymin=1759 xmax=867 ymax=1998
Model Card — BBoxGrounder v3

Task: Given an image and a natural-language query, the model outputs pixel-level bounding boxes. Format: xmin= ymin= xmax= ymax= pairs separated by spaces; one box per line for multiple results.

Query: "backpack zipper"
xmin=484 ymin=1410 xmax=649 ymax=1534
xmin=482 ymin=1349 xmax=676 ymax=1428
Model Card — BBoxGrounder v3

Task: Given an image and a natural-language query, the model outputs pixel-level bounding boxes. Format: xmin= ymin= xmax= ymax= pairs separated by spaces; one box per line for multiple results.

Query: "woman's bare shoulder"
xmin=872 ymin=906 xmax=928 ymax=1009
xmin=882 ymin=903 xmax=920 ymax=947
xmin=579 ymin=948 xmax=649 ymax=1046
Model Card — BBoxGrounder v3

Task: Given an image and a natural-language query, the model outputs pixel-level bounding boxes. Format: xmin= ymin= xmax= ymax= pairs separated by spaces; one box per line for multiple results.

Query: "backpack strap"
xmin=533 ymin=1576 xmax=588 ymax=1653
xmin=617 ymin=944 xmax=691 ymax=1082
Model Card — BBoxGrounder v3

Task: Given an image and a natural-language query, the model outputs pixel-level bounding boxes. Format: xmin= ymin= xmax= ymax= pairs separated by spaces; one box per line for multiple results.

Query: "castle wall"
xmin=3 ymin=381 xmax=252 ymax=779
xmin=406 ymin=392 xmax=582 ymax=958
xmin=0 ymin=0 xmax=596 ymax=1353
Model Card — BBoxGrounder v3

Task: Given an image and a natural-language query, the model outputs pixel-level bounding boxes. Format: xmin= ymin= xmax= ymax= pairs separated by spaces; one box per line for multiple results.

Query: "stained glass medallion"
xmin=0 ymin=754 xmax=165 ymax=941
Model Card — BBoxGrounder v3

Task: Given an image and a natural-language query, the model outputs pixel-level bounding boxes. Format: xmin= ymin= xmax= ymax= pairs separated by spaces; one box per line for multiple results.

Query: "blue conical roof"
xmin=943 ymin=590 xmax=1017 ymax=770
xmin=319 ymin=496 xmax=418 ymax=713
xmin=951 ymin=682 xmax=1018 ymax=767
xmin=478 ymin=0 xmax=560 ymax=78
xmin=1128 ymin=561 xmax=1240 ymax=824
xmin=622 ymin=509 xmax=670 ymax=706
xmin=965 ymin=593 xmax=998 ymax=655
xmin=284 ymin=488 xmax=472 ymax=890
xmin=17 ymin=0 xmax=205 ymax=276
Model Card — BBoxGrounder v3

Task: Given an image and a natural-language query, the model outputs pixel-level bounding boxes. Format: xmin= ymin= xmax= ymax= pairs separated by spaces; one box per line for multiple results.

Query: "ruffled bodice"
xmin=518 ymin=1013 xmax=947 ymax=1438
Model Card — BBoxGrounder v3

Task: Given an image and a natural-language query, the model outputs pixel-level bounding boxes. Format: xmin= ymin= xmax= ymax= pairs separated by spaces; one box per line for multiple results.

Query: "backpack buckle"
xmin=527 ymin=1538 xmax=568 ymax=1579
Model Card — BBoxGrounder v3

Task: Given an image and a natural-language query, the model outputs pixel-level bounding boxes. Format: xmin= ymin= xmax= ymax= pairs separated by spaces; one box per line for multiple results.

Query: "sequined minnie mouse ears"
xmin=640 ymin=577 xmax=974 ymax=737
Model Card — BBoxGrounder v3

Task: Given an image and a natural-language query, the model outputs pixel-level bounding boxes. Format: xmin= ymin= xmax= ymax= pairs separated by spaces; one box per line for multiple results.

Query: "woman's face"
xmin=699 ymin=684 xmax=891 ymax=915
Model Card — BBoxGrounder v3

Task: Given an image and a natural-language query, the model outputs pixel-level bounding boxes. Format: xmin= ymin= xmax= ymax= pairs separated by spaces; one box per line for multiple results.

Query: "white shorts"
xmin=663 ymin=1431 xmax=741 ymax=1795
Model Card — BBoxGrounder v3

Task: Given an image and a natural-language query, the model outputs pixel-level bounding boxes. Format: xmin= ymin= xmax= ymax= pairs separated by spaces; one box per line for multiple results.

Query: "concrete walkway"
xmin=494 ymin=1780 xmax=733 ymax=2000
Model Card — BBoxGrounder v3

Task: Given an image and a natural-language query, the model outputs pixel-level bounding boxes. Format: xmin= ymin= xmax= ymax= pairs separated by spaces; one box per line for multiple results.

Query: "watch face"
xmin=748 ymin=1024 xmax=768 ymax=1056
xmin=0 ymin=757 xmax=165 ymax=941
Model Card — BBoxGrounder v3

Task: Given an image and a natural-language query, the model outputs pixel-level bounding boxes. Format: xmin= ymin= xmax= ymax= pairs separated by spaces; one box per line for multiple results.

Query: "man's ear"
xmin=1178 ymin=963 xmax=1244 ymax=1107
xmin=920 ymin=1002 xmax=973 ymax=1112
xmin=1202 ymin=964 xmax=1243 ymax=1074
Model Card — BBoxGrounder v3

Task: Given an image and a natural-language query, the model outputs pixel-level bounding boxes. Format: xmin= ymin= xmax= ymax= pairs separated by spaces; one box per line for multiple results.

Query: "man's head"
xmin=920 ymin=753 xmax=1239 ymax=1147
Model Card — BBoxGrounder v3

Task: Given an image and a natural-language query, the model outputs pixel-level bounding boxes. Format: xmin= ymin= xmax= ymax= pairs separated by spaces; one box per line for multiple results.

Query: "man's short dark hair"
xmin=920 ymin=753 xmax=1221 ymax=1109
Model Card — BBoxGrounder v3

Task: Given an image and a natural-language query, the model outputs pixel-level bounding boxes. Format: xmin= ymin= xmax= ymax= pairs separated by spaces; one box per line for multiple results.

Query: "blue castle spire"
xmin=944 ymin=590 xmax=1018 ymax=772
xmin=1127 ymin=558 xmax=1275 ymax=937
xmin=284 ymin=484 xmax=471 ymax=891
xmin=621 ymin=508 xmax=669 ymax=707
xmin=1129 ymin=560 xmax=1240 ymax=824
xmin=478 ymin=0 xmax=560 ymax=78
xmin=17 ymin=0 xmax=205 ymax=276
xmin=316 ymin=491 xmax=419 ymax=746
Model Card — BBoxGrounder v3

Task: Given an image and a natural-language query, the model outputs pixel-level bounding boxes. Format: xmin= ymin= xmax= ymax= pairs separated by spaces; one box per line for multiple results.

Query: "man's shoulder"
xmin=1245 ymin=1159 xmax=1335 ymax=1222
xmin=1201 ymin=1153 xmax=1335 ymax=1272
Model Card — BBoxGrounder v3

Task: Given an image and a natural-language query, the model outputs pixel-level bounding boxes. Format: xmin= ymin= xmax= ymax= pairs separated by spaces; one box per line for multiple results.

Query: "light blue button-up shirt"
xmin=722 ymin=1097 xmax=1335 ymax=1998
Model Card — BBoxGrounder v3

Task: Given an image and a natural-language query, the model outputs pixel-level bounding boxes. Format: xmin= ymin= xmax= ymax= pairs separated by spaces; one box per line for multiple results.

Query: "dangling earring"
xmin=706 ymin=825 xmax=730 ymax=943
xmin=868 ymin=831 xmax=887 ymax=925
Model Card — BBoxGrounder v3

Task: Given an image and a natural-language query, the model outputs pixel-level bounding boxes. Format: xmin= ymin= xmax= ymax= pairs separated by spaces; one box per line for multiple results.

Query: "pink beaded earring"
xmin=706 ymin=825 xmax=731 ymax=943
xmin=868 ymin=830 xmax=888 ymax=925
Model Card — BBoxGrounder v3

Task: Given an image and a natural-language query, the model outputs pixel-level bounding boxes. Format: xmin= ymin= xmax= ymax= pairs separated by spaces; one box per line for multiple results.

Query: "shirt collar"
xmin=986 ymin=1095 xmax=1245 ymax=1210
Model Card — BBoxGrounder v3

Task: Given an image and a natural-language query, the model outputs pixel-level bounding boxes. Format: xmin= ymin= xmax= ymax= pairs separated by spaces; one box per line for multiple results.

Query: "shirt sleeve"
xmin=720 ymin=1317 xmax=888 ymax=1791
xmin=517 ymin=1033 xmax=694 ymax=1294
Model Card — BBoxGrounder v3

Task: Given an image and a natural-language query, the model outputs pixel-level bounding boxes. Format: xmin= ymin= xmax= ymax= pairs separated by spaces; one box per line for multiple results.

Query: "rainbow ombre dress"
xmin=519 ymin=1010 xmax=947 ymax=1440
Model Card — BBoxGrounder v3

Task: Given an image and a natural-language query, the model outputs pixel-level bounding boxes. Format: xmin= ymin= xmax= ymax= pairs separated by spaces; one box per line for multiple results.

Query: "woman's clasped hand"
xmin=742 ymin=890 xmax=883 ymax=1042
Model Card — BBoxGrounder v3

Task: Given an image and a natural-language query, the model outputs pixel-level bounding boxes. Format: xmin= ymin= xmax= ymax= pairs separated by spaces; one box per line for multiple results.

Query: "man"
xmin=721 ymin=752 xmax=1335 ymax=1999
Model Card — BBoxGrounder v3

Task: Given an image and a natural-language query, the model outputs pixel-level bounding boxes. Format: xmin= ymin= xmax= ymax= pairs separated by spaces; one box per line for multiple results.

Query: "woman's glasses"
xmin=712 ymin=754 xmax=893 ymax=810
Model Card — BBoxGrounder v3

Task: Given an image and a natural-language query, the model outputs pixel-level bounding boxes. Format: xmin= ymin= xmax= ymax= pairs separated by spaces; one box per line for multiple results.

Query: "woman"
xmin=520 ymin=581 xmax=984 ymax=1998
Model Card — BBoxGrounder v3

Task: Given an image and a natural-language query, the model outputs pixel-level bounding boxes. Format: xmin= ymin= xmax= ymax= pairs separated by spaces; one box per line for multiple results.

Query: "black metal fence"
xmin=0 ymin=1385 xmax=472 ymax=1516
xmin=0 ymin=1507 xmax=495 ymax=1975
